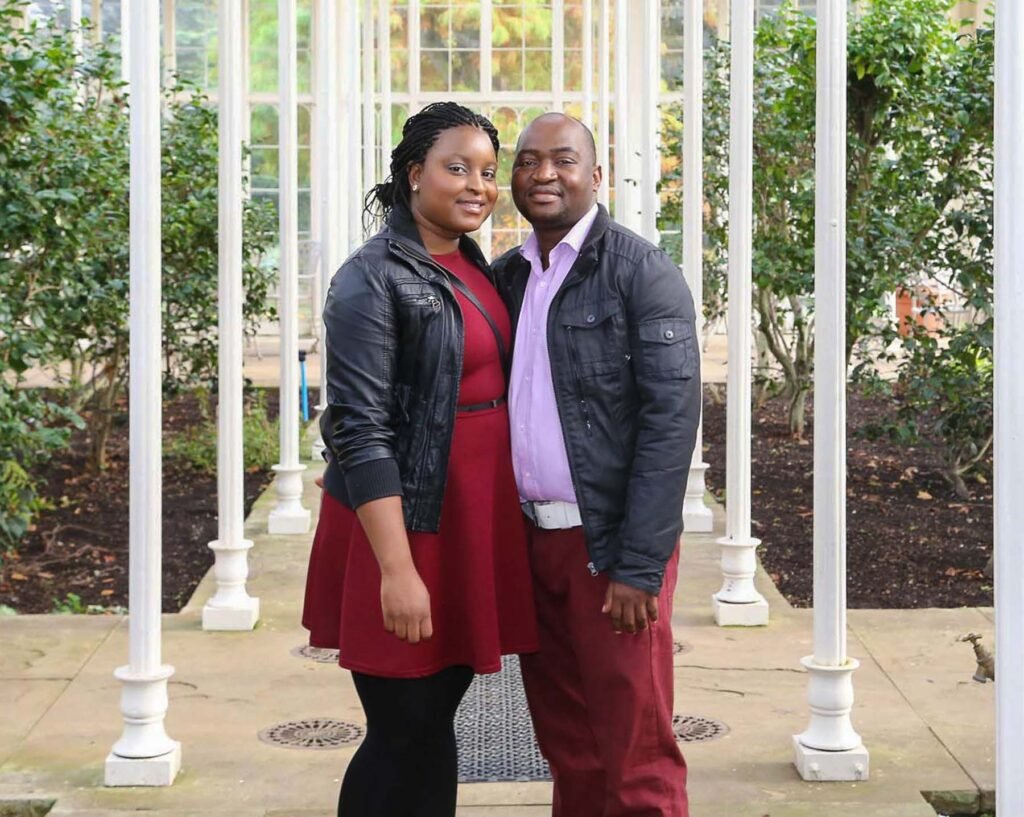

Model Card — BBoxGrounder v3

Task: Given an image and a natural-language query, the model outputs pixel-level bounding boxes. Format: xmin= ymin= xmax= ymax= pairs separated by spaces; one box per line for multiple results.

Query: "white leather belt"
xmin=521 ymin=500 xmax=582 ymax=530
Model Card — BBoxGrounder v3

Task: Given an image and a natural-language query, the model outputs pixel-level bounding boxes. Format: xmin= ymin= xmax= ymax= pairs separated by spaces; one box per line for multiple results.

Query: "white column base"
xmin=106 ymin=665 xmax=181 ymax=786
xmin=311 ymin=436 xmax=326 ymax=462
xmin=792 ymin=736 xmax=869 ymax=782
xmin=105 ymin=742 xmax=182 ymax=787
xmin=268 ymin=463 xmax=311 ymax=534
xmin=712 ymin=594 xmax=770 ymax=626
xmin=713 ymin=535 xmax=769 ymax=626
xmin=794 ymin=655 xmax=868 ymax=780
xmin=202 ymin=538 xmax=259 ymax=631
xmin=683 ymin=461 xmax=714 ymax=532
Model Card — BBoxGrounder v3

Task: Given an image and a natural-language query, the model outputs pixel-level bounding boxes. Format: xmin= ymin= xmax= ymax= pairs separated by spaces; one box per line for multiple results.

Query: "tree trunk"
xmin=87 ymin=342 xmax=125 ymax=472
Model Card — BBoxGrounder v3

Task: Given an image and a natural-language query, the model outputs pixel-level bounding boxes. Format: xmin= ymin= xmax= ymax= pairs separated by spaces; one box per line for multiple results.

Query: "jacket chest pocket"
xmin=637 ymin=318 xmax=696 ymax=379
xmin=395 ymin=283 xmax=442 ymax=314
xmin=562 ymin=299 xmax=626 ymax=377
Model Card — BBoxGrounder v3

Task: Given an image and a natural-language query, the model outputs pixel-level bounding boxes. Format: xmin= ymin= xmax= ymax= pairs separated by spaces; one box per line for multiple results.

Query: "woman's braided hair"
xmin=363 ymin=101 xmax=500 ymax=226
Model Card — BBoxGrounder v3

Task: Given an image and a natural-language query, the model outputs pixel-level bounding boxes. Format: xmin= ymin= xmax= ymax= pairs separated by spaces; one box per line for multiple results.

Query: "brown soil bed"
xmin=701 ymin=388 xmax=993 ymax=608
xmin=0 ymin=387 xmax=317 ymax=614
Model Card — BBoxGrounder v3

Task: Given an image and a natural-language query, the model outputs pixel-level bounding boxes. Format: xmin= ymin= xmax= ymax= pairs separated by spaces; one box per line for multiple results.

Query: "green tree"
xmin=661 ymin=0 xmax=992 ymax=438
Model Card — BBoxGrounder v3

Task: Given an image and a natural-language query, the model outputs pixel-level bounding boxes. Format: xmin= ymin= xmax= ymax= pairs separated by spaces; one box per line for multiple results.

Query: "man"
xmin=493 ymin=113 xmax=701 ymax=817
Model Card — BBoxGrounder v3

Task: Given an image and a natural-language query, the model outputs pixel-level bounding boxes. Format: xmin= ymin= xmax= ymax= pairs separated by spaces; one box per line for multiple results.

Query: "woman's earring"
xmin=412 ymin=184 xmax=419 ymax=192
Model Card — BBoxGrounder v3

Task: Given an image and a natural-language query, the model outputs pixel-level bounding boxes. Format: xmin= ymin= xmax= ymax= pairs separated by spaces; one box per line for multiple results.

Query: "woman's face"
xmin=408 ymin=125 xmax=499 ymax=244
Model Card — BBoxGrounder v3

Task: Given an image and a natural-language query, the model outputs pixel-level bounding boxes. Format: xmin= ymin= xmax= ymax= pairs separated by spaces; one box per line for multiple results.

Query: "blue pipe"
xmin=298 ymin=349 xmax=309 ymax=422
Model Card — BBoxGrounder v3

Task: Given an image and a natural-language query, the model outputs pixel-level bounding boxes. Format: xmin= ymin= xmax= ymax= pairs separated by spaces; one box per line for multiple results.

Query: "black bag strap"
xmin=446 ymin=273 xmax=509 ymax=378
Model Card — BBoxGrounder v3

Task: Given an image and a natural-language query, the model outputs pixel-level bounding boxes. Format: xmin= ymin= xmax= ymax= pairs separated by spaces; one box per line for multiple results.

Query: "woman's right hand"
xmin=380 ymin=566 xmax=433 ymax=644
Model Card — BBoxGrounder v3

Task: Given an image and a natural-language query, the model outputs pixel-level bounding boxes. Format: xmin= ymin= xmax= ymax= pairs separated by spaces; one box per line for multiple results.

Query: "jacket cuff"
xmin=344 ymin=457 xmax=403 ymax=508
xmin=608 ymin=550 xmax=667 ymax=595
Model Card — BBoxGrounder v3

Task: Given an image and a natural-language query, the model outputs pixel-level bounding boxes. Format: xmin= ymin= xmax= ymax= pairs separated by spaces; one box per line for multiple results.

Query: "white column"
xmin=201 ymin=0 xmax=259 ymax=631
xmin=105 ymin=0 xmax=181 ymax=786
xmin=613 ymin=0 xmax=640 ymax=231
xmin=119 ymin=0 xmax=130 ymax=82
xmin=362 ymin=0 xmax=376 ymax=209
xmin=312 ymin=0 xmax=343 ymax=461
xmin=713 ymin=0 xmax=768 ymax=627
xmin=597 ymin=0 xmax=609 ymax=209
xmin=409 ymin=0 xmax=421 ymax=101
xmin=581 ymin=0 xmax=593 ymax=131
xmin=378 ymin=0 xmax=392 ymax=174
xmin=349 ymin=0 xmax=364 ymax=243
xmin=161 ymin=0 xmax=176 ymax=86
xmin=682 ymin=0 xmax=713 ymax=533
xmin=995 ymin=2 xmax=1024 ymax=813
xmin=552 ymin=0 xmax=565 ymax=112
xmin=68 ymin=0 xmax=83 ymax=55
xmin=638 ymin=0 xmax=659 ymax=243
xmin=90 ymin=0 xmax=101 ymax=43
xmin=478 ymin=0 xmax=493 ymax=257
xmin=793 ymin=0 xmax=868 ymax=781
xmin=268 ymin=0 xmax=312 ymax=535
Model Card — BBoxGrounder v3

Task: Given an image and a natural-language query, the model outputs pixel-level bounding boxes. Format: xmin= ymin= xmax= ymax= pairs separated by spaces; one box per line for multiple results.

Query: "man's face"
xmin=510 ymin=115 xmax=601 ymax=232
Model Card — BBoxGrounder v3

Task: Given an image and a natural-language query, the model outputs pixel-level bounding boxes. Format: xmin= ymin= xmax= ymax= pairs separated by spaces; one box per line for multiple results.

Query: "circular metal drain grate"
xmin=672 ymin=715 xmax=729 ymax=743
xmin=673 ymin=640 xmax=692 ymax=656
xmin=290 ymin=644 xmax=340 ymax=664
xmin=258 ymin=718 xmax=364 ymax=750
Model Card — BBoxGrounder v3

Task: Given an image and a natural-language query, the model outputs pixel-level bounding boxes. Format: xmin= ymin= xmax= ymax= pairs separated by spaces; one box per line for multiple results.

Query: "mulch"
xmin=1 ymin=384 xmax=992 ymax=614
xmin=0 ymin=387 xmax=316 ymax=615
xmin=701 ymin=387 xmax=993 ymax=608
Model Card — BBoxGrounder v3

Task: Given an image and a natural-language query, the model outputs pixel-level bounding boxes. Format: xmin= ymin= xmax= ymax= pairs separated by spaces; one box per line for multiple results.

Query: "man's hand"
xmin=381 ymin=565 xmax=433 ymax=644
xmin=602 ymin=580 xmax=659 ymax=634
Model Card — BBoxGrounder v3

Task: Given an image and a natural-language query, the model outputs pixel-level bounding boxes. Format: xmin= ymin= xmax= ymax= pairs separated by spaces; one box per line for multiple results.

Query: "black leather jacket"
xmin=493 ymin=205 xmax=701 ymax=594
xmin=320 ymin=206 xmax=495 ymax=531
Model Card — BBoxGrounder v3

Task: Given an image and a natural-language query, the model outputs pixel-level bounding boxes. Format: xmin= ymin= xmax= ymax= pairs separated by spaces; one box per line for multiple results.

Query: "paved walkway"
xmin=0 ymin=429 xmax=995 ymax=816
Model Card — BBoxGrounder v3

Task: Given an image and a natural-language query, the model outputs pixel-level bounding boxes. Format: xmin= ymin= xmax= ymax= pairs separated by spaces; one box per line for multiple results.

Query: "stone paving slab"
xmin=0 ymin=459 xmax=997 ymax=816
xmin=849 ymin=608 xmax=996 ymax=803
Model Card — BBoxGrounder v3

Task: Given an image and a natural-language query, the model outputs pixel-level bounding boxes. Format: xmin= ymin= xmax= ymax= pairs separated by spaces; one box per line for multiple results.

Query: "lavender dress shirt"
xmin=509 ymin=204 xmax=600 ymax=502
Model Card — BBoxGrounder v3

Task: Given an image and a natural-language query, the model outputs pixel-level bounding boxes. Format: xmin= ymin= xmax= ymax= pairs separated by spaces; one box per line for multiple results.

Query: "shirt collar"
xmin=519 ymin=203 xmax=600 ymax=266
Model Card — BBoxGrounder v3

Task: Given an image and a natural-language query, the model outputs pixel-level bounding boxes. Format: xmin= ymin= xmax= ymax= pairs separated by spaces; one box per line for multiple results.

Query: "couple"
xmin=303 ymin=102 xmax=701 ymax=817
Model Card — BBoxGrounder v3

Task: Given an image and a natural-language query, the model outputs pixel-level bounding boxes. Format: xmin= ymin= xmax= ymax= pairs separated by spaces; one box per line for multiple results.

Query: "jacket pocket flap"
xmin=638 ymin=318 xmax=691 ymax=345
xmin=563 ymin=299 xmax=620 ymax=328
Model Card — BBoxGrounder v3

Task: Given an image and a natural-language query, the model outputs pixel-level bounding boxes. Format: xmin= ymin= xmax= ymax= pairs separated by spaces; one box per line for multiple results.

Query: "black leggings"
xmin=338 ymin=665 xmax=474 ymax=817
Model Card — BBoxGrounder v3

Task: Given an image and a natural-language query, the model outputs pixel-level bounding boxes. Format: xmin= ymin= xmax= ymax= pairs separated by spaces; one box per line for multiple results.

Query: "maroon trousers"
xmin=519 ymin=525 xmax=688 ymax=817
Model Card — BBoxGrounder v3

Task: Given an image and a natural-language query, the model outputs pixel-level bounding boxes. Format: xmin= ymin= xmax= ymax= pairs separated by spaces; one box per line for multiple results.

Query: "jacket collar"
xmin=376 ymin=203 xmax=492 ymax=279
xmin=509 ymin=203 xmax=611 ymax=277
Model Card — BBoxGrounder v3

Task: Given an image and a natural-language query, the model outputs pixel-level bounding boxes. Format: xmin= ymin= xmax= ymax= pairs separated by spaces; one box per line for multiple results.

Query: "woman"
xmin=302 ymin=102 xmax=538 ymax=817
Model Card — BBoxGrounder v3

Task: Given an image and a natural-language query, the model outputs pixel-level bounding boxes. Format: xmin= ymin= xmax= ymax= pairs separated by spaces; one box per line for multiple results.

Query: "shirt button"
xmin=664 ymin=329 xmax=675 ymax=339
xmin=586 ymin=314 xmax=596 ymax=323
xmin=539 ymin=281 xmax=548 ymax=288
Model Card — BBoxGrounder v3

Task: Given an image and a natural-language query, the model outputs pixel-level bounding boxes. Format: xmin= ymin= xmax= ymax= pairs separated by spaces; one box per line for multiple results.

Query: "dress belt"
xmin=457 ymin=396 xmax=506 ymax=413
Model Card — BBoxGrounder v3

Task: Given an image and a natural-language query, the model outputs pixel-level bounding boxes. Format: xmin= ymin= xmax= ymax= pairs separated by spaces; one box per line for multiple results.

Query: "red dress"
xmin=302 ymin=250 xmax=539 ymax=678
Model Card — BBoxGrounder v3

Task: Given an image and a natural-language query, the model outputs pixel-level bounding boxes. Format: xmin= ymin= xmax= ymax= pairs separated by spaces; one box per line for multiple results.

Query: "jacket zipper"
xmin=389 ymin=240 xmax=465 ymax=527
xmin=564 ymin=326 xmax=593 ymax=434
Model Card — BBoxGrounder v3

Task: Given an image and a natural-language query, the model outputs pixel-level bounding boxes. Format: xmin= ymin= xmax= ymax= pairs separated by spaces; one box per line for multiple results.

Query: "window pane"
xmin=391 ymin=49 xmax=409 ymax=90
xmin=564 ymin=49 xmax=583 ymax=92
xmin=250 ymin=104 xmax=278 ymax=146
xmin=524 ymin=51 xmax=551 ymax=92
xmin=492 ymin=49 xmax=522 ymax=91
xmin=421 ymin=50 xmax=450 ymax=91
xmin=421 ymin=5 xmax=451 ymax=48
xmin=564 ymin=4 xmax=583 ymax=49
xmin=523 ymin=6 xmax=552 ymax=48
xmin=249 ymin=0 xmax=278 ymax=90
xmin=298 ymin=105 xmax=312 ymax=146
xmin=250 ymin=147 xmax=279 ymax=188
xmin=298 ymin=147 xmax=311 ymax=187
xmin=390 ymin=6 xmax=408 ymax=48
xmin=452 ymin=3 xmax=481 ymax=47
xmin=451 ymin=50 xmax=480 ymax=91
